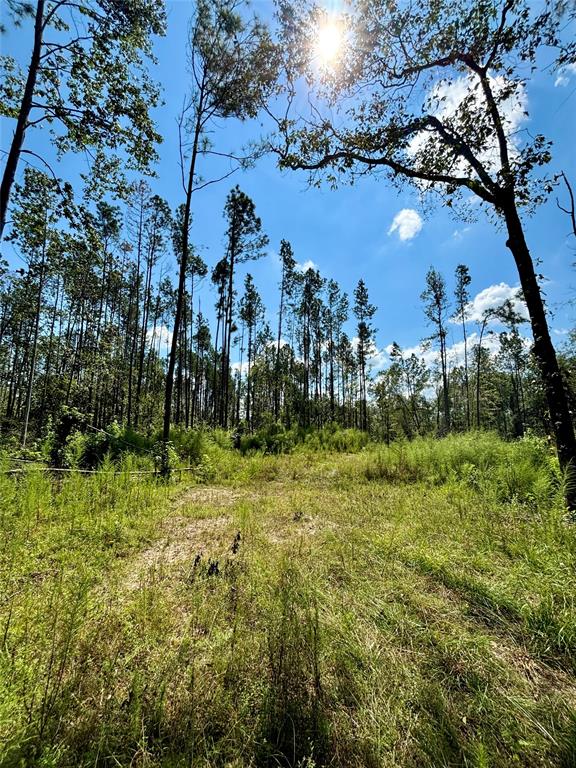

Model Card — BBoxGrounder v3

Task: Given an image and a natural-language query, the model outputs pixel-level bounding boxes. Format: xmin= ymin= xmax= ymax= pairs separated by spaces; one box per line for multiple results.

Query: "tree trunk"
xmin=504 ymin=200 xmax=576 ymax=507
xmin=476 ymin=318 xmax=488 ymax=429
xmin=0 ymin=1 xmax=44 ymax=239
xmin=329 ymin=330 xmax=335 ymax=422
xmin=440 ymin=330 xmax=450 ymax=434
xmin=127 ymin=199 xmax=144 ymax=427
xmin=461 ymin=312 xmax=471 ymax=429
xmin=221 ymin=238 xmax=237 ymax=429
xmin=275 ymin=275 xmax=285 ymax=420
xmin=134 ymin=249 xmax=153 ymax=428
xmin=22 ymin=234 xmax=47 ymax=446
xmin=40 ymin=274 xmax=60 ymax=414
xmin=163 ymin=83 xmax=204 ymax=452
xmin=246 ymin=325 xmax=252 ymax=430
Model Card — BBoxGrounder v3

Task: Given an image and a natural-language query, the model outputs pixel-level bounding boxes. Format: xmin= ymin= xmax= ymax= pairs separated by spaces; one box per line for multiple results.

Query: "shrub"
xmin=238 ymin=422 xmax=296 ymax=456
xmin=236 ymin=423 xmax=369 ymax=456
xmin=47 ymin=406 xmax=90 ymax=468
xmin=166 ymin=426 xmax=205 ymax=465
xmin=363 ymin=432 xmax=562 ymax=512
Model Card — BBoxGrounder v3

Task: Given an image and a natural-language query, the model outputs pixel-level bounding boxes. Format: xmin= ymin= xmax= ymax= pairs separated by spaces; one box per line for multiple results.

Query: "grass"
xmin=0 ymin=433 xmax=575 ymax=767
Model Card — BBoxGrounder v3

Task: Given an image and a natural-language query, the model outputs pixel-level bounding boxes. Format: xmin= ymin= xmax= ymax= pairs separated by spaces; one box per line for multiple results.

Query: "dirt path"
xmin=119 ymin=481 xmax=337 ymax=591
xmin=120 ymin=486 xmax=244 ymax=590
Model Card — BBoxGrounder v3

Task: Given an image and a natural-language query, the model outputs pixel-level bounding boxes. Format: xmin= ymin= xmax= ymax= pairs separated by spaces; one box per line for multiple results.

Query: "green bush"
xmin=236 ymin=422 xmax=369 ymax=456
xmin=303 ymin=424 xmax=369 ymax=453
xmin=43 ymin=409 xmax=206 ymax=470
xmin=363 ymin=432 xmax=562 ymax=511
xmin=238 ymin=421 xmax=296 ymax=455
xmin=166 ymin=425 xmax=205 ymax=464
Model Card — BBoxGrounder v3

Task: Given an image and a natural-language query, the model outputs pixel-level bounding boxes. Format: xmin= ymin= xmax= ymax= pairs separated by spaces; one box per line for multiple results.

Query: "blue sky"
xmin=2 ymin=1 xmax=576 ymax=369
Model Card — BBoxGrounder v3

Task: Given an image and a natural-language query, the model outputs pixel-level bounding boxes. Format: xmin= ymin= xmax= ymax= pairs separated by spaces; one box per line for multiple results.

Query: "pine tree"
xmin=162 ymin=0 xmax=277 ymax=456
xmin=421 ymin=268 xmax=450 ymax=434
xmin=353 ymin=279 xmax=376 ymax=431
xmin=239 ymin=274 xmax=264 ymax=430
xmin=453 ymin=264 xmax=472 ymax=429
xmin=275 ymin=239 xmax=297 ymax=419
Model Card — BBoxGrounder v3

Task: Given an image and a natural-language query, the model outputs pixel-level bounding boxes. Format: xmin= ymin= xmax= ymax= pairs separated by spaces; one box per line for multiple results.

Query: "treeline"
xmin=0 ymin=169 xmax=380 ymax=443
xmin=2 ymin=0 xmax=576 ymax=493
xmin=2 ymin=164 xmax=573 ymax=448
xmin=374 ymin=266 xmax=552 ymax=444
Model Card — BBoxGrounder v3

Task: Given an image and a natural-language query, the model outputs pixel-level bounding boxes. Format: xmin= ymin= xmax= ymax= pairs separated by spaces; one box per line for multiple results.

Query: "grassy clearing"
xmin=1 ymin=434 xmax=575 ymax=767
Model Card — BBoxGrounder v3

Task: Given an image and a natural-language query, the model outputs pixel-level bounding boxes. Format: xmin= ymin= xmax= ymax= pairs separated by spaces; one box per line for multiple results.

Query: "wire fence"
xmin=1 ymin=466 xmax=197 ymax=477
xmin=2 ymin=456 xmax=197 ymax=479
xmin=2 ymin=424 xmax=196 ymax=477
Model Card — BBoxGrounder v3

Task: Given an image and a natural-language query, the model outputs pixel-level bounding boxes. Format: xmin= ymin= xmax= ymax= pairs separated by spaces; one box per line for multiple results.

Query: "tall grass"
xmin=237 ymin=423 xmax=370 ymax=456
xmin=0 ymin=464 xmax=171 ymax=766
xmin=363 ymin=431 xmax=562 ymax=508
xmin=0 ymin=433 xmax=575 ymax=767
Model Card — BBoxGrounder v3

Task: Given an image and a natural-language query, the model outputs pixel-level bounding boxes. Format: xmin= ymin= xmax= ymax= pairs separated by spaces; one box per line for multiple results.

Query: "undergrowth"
xmin=362 ymin=431 xmax=562 ymax=507
xmin=0 ymin=433 xmax=574 ymax=767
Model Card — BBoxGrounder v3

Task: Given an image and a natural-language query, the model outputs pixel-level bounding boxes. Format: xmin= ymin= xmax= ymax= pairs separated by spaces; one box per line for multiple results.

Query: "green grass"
xmin=1 ymin=434 xmax=575 ymax=767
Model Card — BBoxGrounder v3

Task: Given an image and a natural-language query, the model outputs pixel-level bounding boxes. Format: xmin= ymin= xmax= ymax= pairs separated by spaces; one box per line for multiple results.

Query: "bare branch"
xmin=557 ymin=171 xmax=576 ymax=238
xmin=192 ymin=167 xmax=240 ymax=192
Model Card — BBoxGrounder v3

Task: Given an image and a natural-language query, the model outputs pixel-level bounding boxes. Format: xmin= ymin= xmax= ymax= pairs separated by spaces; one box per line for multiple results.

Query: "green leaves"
xmin=275 ymin=0 xmax=561 ymax=213
xmin=191 ymin=0 xmax=280 ymax=123
xmin=224 ymin=185 xmax=269 ymax=264
xmin=0 ymin=56 xmax=24 ymax=118
xmin=2 ymin=0 xmax=166 ymax=216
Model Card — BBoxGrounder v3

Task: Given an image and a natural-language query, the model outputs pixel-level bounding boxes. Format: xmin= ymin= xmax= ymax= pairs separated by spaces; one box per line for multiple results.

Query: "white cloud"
xmin=397 ymin=342 xmax=438 ymax=368
xmin=231 ymin=361 xmax=249 ymax=375
xmin=147 ymin=324 xmax=172 ymax=351
xmin=452 ymin=226 xmax=471 ymax=241
xmin=295 ymin=259 xmax=318 ymax=273
xmin=368 ymin=347 xmax=388 ymax=372
xmin=461 ymin=282 xmax=528 ymax=324
xmin=351 ymin=336 xmax=389 ymax=373
xmin=409 ymin=75 xmax=528 ymax=176
xmin=388 ymin=208 xmax=423 ymax=241
xmin=444 ymin=333 xmax=503 ymax=365
xmin=555 ymin=63 xmax=576 ymax=87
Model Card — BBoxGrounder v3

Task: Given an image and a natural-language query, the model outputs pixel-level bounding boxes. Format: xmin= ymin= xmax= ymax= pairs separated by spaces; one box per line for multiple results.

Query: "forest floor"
xmin=1 ymin=441 xmax=576 ymax=767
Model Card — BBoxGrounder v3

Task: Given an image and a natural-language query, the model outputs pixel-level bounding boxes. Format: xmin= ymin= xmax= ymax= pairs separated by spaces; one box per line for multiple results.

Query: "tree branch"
xmin=557 ymin=171 xmax=576 ymax=238
xmin=276 ymin=143 xmax=497 ymax=205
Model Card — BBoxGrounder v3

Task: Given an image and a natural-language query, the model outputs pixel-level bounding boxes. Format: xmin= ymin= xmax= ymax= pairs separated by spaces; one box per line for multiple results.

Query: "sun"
xmin=315 ymin=16 xmax=344 ymax=67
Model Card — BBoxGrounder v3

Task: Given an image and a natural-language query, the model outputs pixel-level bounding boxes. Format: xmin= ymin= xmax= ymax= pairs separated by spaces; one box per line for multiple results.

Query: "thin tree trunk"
xmin=476 ymin=320 xmax=487 ymax=429
xmin=329 ymin=328 xmax=335 ymax=422
xmin=22 ymin=230 xmax=47 ymax=446
xmin=461 ymin=310 xmax=470 ymax=429
xmin=40 ymin=274 xmax=60 ymax=414
xmin=246 ymin=325 xmax=252 ymax=430
xmin=237 ymin=321 xmax=245 ymax=424
xmin=127 ymin=197 xmax=144 ymax=427
xmin=275 ymin=267 xmax=286 ymax=420
xmin=163 ymin=80 xmax=205 ymax=450
xmin=221 ymin=241 xmax=237 ymax=428
xmin=134 ymin=248 xmax=153 ymax=428
xmin=440 ymin=330 xmax=450 ymax=433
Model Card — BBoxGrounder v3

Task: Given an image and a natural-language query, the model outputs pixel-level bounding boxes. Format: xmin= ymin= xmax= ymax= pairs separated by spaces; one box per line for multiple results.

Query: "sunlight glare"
xmin=315 ymin=16 xmax=344 ymax=67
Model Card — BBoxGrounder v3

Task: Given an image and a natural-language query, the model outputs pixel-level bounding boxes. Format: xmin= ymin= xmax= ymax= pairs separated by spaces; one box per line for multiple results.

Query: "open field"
xmin=1 ymin=435 xmax=575 ymax=767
